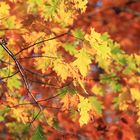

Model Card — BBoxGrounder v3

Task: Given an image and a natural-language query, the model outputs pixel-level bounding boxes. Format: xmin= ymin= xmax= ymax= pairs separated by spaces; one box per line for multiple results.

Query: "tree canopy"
xmin=0 ymin=0 xmax=140 ymax=139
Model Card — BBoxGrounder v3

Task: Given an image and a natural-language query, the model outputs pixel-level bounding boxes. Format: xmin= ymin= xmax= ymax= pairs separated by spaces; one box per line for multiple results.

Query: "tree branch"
xmin=15 ymin=30 xmax=70 ymax=56
xmin=0 ymin=71 xmax=19 ymax=81
xmin=0 ymin=41 xmax=43 ymax=124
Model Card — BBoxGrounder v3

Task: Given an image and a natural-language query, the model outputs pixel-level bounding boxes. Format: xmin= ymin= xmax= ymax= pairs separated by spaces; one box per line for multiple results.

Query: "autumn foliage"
xmin=0 ymin=0 xmax=140 ymax=139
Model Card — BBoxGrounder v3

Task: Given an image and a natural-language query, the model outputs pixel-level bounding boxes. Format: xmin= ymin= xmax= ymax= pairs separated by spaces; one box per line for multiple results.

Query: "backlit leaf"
xmin=0 ymin=2 xmax=10 ymax=17
xmin=7 ymin=75 xmax=21 ymax=91
xmin=73 ymin=48 xmax=92 ymax=77
xmin=130 ymin=88 xmax=140 ymax=101
xmin=31 ymin=125 xmax=45 ymax=140
xmin=53 ymin=59 xmax=69 ymax=81
xmin=78 ymin=95 xmax=92 ymax=126
xmin=88 ymin=97 xmax=102 ymax=115
xmin=63 ymin=43 xmax=78 ymax=56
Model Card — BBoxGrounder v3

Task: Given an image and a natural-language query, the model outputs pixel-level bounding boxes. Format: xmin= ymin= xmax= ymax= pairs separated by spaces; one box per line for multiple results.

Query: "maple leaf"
xmin=53 ymin=59 xmax=69 ymax=81
xmin=6 ymin=96 xmax=32 ymax=123
xmin=0 ymin=106 xmax=10 ymax=121
xmin=84 ymin=28 xmax=112 ymax=71
xmin=22 ymin=31 xmax=45 ymax=44
xmin=42 ymin=36 xmax=60 ymax=57
xmin=11 ymin=108 xmax=29 ymax=123
xmin=91 ymin=84 xmax=104 ymax=96
xmin=85 ymin=28 xmax=101 ymax=43
xmin=31 ymin=125 xmax=45 ymax=140
xmin=73 ymin=48 xmax=92 ymax=77
xmin=35 ymin=57 xmax=51 ymax=73
xmin=40 ymin=0 xmax=59 ymax=21
xmin=0 ymin=47 xmax=4 ymax=59
xmin=72 ymin=29 xmax=85 ymax=39
xmin=6 ymin=16 xmax=22 ymax=29
xmin=71 ymin=0 xmax=88 ymax=13
xmin=88 ymin=97 xmax=103 ymax=115
xmin=27 ymin=0 xmax=44 ymax=13
xmin=60 ymin=93 xmax=71 ymax=110
xmin=7 ymin=75 xmax=21 ymax=91
xmin=54 ymin=0 xmax=74 ymax=26
xmin=0 ymin=66 xmax=21 ymax=91
xmin=0 ymin=2 xmax=10 ymax=17
xmin=70 ymin=94 xmax=79 ymax=108
xmin=63 ymin=43 xmax=78 ymax=56
xmin=134 ymin=54 xmax=140 ymax=66
xmin=130 ymin=88 xmax=140 ymax=101
xmin=78 ymin=95 xmax=92 ymax=126
xmin=118 ymin=92 xmax=129 ymax=111
xmin=85 ymin=28 xmax=111 ymax=59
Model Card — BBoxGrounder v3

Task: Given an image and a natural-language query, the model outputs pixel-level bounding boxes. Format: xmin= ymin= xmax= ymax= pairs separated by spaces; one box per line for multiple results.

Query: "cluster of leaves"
xmin=0 ymin=0 xmax=140 ymax=139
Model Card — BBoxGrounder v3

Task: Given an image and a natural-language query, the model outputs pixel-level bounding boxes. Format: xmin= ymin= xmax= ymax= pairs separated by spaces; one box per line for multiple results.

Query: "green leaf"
xmin=88 ymin=97 xmax=102 ymax=115
xmin=0 ymin=107 xmax=10 ymax=116
xmin=53 ymin=119 xmax=59 ymax=130
xmin=42 ymin=0 xmax=59 ymax=21
xmin=72 ymin=29 xmax=85 ymax=39
xmin=35 ymin=0 xmax=43 ymax=5
xmin=110 ymin=81 xmax=122 ymax=92
xmin=0 ymin=116 xmax=4 ymax=121
xmin=100 ymin=32 xmax=109 ymax=41
xmin=6 ymin=16 xmax=15 ymax=29
xmin=63 ymin=43 xmax=78 ymax=56
xmin=111 ymin=47 xmax=122 ymax=54
xmin=58 ymin=86 xmax=77 ymax=97
xmin=0 ymin=46 xmax=4 ymax=59
xmin=31 ymin=125 xmax=45 ymax=140
xmin=7 ymin=75 xmax=21 ymax=91
xmin=113 ymin=97 xmax=119 ymax=108
xmin=27 ymin=0 xmax=43 ymax=6
xmin=6 ymin=122 xmax=29 ymax=136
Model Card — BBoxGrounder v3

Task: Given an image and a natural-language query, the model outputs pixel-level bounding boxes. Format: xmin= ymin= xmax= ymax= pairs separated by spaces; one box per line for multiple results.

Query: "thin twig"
xmin=27 ymin=79 xmax=60 ymax=88
xmin=11 ymin=93 xmax=62 ymax=107
xmin=0 ymin=71 xmax=19 ymax=81
xmin=15 ymin=31 xmax=70 ymax=56
xmin=17 ymin=55 xmax=57 ymax=60
xmin=24 ymin=68 xmax=53 ymax=78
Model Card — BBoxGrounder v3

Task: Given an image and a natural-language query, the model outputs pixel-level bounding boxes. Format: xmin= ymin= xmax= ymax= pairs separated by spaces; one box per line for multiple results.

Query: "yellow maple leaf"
xmin=11 ymin=108 xmax=29 ymax=123
xmin=72 ymin=0 xmax=88 ymax=13
xmin=85 ymin=28 xmax=111 ymax=60
xmin=119 ymin=102 xmax=128 ymax=111
xmin=6 ymin=95 xmax=31 ymax=123
xmin=53 ymin=59 xmax=69 ymax=81
xmin=42 ymin=36 xmax=61 ymax=57
xmin=73 ymin=48 xmax=91 ymax=77
xmin=54 ymin=0 xmax=73 ymax=26
xmin=85 ymin=28 xmax=101 ymax=43
xmin=3 ymin=15 xmax=22 ymax=29
xmin=130 ymin=88 xmax=140 ymax=101
xmin=78 ymin=95 xmax=92 ymax=126
xmin=35 ymin=57 xmax=51 ymax=73
xmin=91 ymin=84 xmax=103 ymax=96
xmin=0 ymin=2 xmax=10 ymax=18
